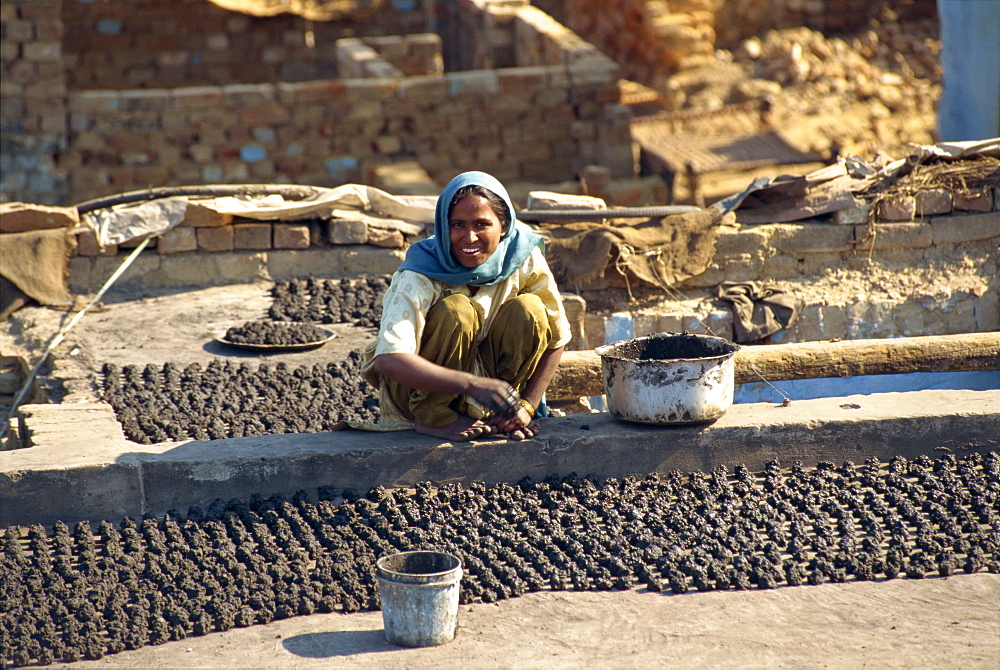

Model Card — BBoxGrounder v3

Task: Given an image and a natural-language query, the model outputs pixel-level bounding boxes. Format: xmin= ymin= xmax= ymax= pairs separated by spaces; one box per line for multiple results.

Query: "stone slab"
xmin=1 ymin=389 xmax=997 ymax=528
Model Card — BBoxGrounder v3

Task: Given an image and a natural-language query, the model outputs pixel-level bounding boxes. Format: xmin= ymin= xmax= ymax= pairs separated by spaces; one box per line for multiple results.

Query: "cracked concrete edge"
xmin=1 ymin=389 xmax=998 ymax=528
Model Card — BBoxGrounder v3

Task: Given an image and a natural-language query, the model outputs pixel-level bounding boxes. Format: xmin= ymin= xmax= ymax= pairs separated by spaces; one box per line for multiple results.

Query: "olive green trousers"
xmin=385 ymin=292 xmax=552 ymax=426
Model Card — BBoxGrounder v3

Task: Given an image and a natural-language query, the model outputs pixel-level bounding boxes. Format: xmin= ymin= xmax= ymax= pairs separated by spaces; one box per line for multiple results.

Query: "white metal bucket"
xmin=376 ymin=550 xmax=462 ymax=647
xmin=595 ymin=332 xmax=739 ymax=425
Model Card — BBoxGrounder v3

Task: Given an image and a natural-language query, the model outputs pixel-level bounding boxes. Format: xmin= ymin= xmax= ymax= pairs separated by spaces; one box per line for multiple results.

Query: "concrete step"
xmin=2 ymin=389 xmax=997 ymax=528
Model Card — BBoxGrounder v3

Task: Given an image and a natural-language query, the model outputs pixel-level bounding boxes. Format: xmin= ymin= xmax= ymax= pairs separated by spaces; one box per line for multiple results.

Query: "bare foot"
xmin=414 ymin=416 xmax=496 ymax=442
xmin=505 ymin=421 xmax=540 ymax=441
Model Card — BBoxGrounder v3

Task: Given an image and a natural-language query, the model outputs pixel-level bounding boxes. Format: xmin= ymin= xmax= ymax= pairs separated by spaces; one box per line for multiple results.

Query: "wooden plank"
xmin=550 ymin=332 xmax=1000 ymax=400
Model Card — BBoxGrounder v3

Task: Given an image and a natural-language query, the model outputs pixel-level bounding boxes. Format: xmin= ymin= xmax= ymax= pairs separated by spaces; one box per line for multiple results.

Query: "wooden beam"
xmin=550 ymin=332 xmax=1000 ymax=400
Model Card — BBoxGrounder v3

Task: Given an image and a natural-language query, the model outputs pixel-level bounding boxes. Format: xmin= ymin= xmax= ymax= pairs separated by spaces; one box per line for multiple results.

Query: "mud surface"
xmin=101 ymin=355 xmax=378 ymax=444
xmin=601 ymin=332 xmax=737 ymax=361
xmin=87 ymin=277 xmax=389 ymax=444
xmin=55 ymin=576 xmax=999 ymax=669
xmin=3 ymin=453 xmax=998 ymax=667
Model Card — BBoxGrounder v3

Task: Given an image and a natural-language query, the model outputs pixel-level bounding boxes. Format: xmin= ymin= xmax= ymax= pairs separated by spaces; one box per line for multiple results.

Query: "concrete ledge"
xmin=2 ymin=389 xmax=997 ymax=528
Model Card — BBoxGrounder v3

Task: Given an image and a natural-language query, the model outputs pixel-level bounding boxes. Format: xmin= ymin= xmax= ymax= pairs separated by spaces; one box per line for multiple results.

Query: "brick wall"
xmin=60 ymin=0 xmax=428 ymax=89
xmin=2 ymin=0 xmax=634 ymax=206
xmin=55 ymin=0 xmax=633 ymax=203
xmin=336 ymin=33 xmax=444 ymax=78
xmin=0 ymin=0 xmax=70 ymax=206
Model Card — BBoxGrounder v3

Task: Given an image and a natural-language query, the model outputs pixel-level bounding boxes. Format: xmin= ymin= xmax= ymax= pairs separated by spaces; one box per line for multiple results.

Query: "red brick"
xmin=954 ymin=187 xmax=994 ymax=212
xmin=367 ymin=227 xmax=404 ymax=248
xmin=222 ymin=83 xmax=276 ymax=106
xmin=233 ymin=223 xmax=272 ymax=250
xmin=272 ymin=224 xmax=310 ymax=249
xmin=19 ymin=3 xmax=60 ymax=21
xmin=4 ymin=20 xmax=34 ymax=42
xmin=22 ymin=41 xmax=61 ymax=62
xmin=75 ymin=228 xmax=117 ymax=257
xmin=276 ymin=80 xmax=344 ymax=104
xmin=237 ymin=104 xmax=291 ymax=126
xmin=157 ymin=226 xmax=197 ymax=254
xmin=328 ymin=219 xmax=368 ymax=245
xmin=35 ymin=19 xmax=64 ymax=41
xmin=38 ymin=110 xmax=65 ymax=133
xmin=196 ymin=225 xmax=235 ymax=252
xmin=171 ymin=86 xmax=224 ymax=111
xmin=6 ymin=60 xmax=37 ymax=83
xmin=181 ymin=203 xmax=233 ymax=228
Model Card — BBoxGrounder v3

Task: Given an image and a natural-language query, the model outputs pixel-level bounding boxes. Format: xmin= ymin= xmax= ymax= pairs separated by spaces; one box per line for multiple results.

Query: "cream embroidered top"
xmin=360 ymin=246 xmax=571 ymax=428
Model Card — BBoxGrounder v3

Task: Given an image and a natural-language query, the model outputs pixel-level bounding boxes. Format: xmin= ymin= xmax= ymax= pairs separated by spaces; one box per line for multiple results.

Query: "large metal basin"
xmin=595 ymin=332 xmax=739 ymax=425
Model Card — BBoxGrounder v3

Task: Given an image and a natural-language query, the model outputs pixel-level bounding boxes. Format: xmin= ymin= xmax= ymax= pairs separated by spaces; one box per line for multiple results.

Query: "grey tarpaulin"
xmin=87 ymin=197 xmax=189 ymax=247
xmin=82 ymin=184 xmax=437 ymax=247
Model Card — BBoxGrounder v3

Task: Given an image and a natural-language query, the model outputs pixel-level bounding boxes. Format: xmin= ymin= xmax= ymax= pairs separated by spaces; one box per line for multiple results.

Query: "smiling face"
xmin=448 ymin=194 xmax=506 ymax=269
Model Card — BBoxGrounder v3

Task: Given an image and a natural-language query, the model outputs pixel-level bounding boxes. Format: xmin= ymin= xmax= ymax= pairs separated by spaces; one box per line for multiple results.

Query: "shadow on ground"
xmin=281 ymin=629 xmax=395 ymax=658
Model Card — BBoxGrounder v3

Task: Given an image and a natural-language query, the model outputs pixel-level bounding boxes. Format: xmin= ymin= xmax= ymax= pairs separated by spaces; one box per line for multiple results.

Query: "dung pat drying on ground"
xmin=2 ymin=453 xmax=998 ymax=666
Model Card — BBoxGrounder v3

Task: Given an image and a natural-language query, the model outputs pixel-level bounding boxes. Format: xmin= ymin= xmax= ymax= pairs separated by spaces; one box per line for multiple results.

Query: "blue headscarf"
xmin=397 ymin=171 xmax=542 ymax=286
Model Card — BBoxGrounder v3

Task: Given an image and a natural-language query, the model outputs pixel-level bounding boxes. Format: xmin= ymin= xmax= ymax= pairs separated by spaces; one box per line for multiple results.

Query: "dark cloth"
xmin=545 ymin=211 xmax=720 ymax=291
xmin=717 ymin=281 xmax=802 ymax=343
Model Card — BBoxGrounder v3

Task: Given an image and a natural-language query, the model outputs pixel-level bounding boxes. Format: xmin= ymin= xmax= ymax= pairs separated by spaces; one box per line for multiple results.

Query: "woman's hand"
xmin=465 ymin=377 xmax=520 ymax=415
xmin=490 ymin=406 xmax=539 ymax=440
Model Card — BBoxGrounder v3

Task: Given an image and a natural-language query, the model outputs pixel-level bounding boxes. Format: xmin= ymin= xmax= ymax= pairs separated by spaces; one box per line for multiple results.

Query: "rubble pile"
xmin=730 ymin=11 xmax=941 ymax=157
xmin=3 ymin=453 xmax=998 ymax=666
xmin=740 ymin=21 xmax=940 ymax=93
xmin=629 ymin=8 xmax=942 ymax=160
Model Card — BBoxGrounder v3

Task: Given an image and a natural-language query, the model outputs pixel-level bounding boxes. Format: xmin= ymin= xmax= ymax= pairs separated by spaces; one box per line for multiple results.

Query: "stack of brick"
xmin=337 ymin=33 xmax=445 ymax=81
xmin=73 ymin=199 xmax=424 ymax=259
xmin=0 ymin=0 xmax=69 ymax=206
xmin=554 ymin=0 xmax=716 ymax=87
xmin=57 ymin=7 xmax=636 ymax=203
xmin=59 ymin=0 xmax=427 ymax=90
xmin=359 ymin=34 xmax=444 ymax=77
xmin=155 ymin=204 xmax=309 ymax=256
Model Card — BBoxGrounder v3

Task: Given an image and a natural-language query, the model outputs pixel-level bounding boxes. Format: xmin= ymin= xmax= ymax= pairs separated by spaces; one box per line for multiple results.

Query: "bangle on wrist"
xmin=519 ymin=398 xmax=535 ymax=417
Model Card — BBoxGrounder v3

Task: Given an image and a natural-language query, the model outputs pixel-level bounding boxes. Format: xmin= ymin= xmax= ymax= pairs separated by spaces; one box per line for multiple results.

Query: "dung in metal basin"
xmin=595 ymin=332 xmax=739 ymax=425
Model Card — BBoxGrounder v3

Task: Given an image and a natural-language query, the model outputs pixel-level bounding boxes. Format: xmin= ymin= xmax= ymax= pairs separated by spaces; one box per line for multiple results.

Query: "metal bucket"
xmin=376 ymin=550 xmax=462 ymax=647
xmin=595 ymin=332 xmax=739 ymax=425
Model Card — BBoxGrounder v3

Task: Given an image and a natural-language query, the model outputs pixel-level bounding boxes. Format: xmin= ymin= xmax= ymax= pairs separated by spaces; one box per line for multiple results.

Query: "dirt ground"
xmin=3 ymin=236 xmax=994 ymax=407
xmin=58 ymin=574 xmax=999 ymax=669
xmin=1 ymin=283 xmax=380 ymax=404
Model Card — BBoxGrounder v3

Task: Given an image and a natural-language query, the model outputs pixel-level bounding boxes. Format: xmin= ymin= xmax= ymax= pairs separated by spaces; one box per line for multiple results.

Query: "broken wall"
xmin=2 ymin=0 xmax=634 ymax=206
xmin=60 ymin=0 xmax=429 ymax=89
xmin=1 ymin=0 xmax=70 ymax=206
xmin=541 ymin=0 xmax=938 ymax=87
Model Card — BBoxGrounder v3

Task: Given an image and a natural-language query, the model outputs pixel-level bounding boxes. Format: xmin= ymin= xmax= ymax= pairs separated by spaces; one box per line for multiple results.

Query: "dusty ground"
xmin=58 ymin=574 xmax=1000 ymax=669
xmin=0 ymin=250 xmax=985 ymax=407
xmin=3 ymin=235 xmax=994 ymax=407
xmin=1 ymin=283 xmax=379 ymax=405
